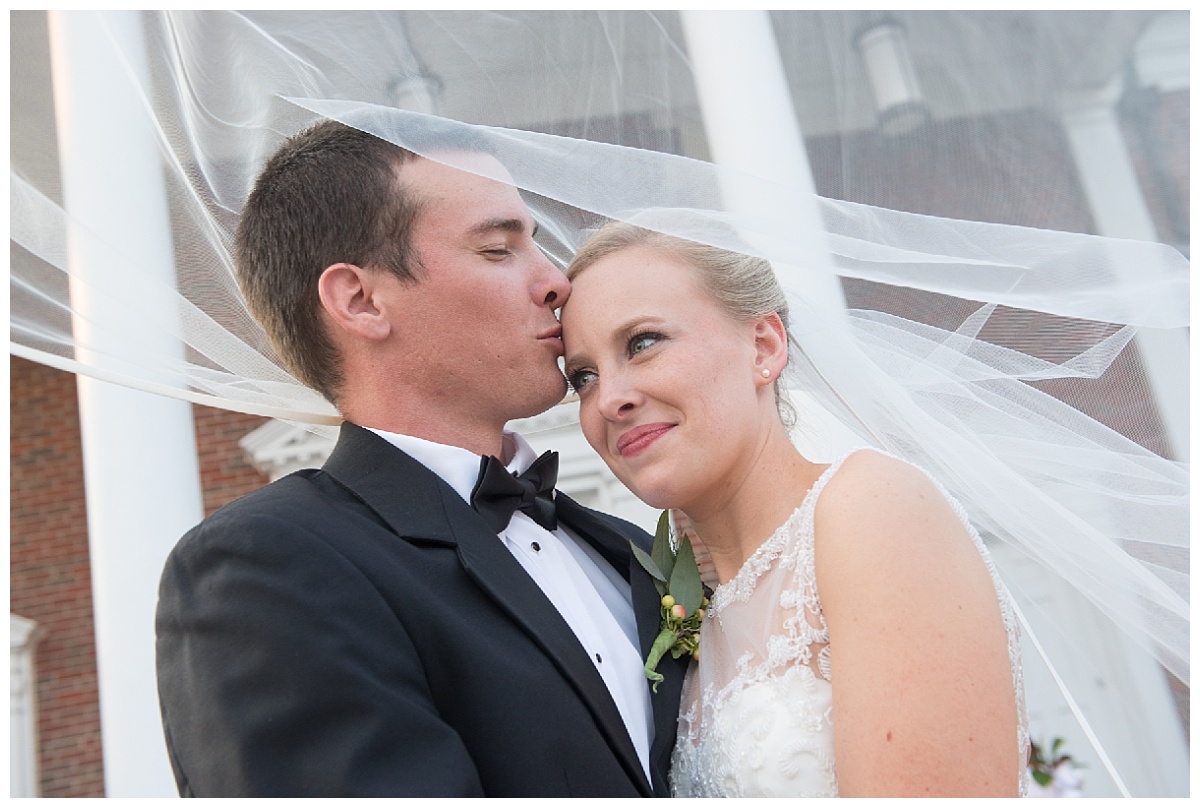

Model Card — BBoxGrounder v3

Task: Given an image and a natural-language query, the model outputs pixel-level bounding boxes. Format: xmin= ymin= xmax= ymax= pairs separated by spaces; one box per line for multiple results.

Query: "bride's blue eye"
xmin=628 ymin=332 xmax=662 ymax=356
xmin=568 ymin=369 xmax=597 ymax=393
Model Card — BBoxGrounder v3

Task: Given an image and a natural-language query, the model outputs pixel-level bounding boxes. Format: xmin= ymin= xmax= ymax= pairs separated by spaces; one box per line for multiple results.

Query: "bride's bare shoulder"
xmin=815 ymin=448 xmax=938 ymax=520
xmin=813 ymin=448 xmax=971 ymax=569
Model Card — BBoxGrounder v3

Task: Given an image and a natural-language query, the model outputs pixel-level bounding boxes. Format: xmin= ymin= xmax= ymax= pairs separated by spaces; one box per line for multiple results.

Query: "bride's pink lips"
xmin=616 ymin=423 xmax=674 ymax=458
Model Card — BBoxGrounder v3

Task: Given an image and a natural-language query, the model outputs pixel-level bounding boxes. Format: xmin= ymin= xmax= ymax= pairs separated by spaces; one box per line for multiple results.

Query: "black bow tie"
xmin=470 ymin=450 xmax=559 ymax=534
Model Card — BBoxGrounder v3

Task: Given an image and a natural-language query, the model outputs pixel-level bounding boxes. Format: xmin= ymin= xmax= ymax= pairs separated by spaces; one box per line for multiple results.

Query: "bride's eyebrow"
xmin=562 ymin=346 xmax=589 ymax=373
xmin=564 ymin=314 xmax=666 ymax=367
xmin=613 ymin=315 xmax=665 ymax=340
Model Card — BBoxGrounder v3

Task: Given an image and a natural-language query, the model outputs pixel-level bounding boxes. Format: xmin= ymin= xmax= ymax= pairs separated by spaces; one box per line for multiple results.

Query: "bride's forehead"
xmin=587 ymin=244 xmax=699 ymax=283
xmin=566 ymin=266 xmax=721 ymax=337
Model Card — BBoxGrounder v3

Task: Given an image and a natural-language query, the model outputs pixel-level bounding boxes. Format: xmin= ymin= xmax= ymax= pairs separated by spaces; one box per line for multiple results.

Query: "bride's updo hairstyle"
xmin=566 ymin=222 xmax=797 ymax=427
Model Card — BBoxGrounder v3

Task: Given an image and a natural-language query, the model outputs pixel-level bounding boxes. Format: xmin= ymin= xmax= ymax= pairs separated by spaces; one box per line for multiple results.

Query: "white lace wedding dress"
xmin=670 ymin=449 xmax=1029 ymax=797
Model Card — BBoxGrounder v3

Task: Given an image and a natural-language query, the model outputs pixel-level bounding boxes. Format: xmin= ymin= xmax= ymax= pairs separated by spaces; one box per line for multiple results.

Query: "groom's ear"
xmin=752 ymin=312 xmax=789 ymax=381
xmin=318 ymin=262 xmax=393 ymax=343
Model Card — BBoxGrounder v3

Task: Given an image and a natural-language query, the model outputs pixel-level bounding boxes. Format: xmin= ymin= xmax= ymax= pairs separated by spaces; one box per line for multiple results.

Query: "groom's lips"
xmin=616 ymin=423 xmax=674 ymax=458
xmin=537 ymin=324 xmax=564 ymax=355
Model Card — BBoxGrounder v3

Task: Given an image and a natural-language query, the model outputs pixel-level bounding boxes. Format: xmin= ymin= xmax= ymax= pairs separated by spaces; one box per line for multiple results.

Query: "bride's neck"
xmin=684 ymin=428 xmax=819 ymax=585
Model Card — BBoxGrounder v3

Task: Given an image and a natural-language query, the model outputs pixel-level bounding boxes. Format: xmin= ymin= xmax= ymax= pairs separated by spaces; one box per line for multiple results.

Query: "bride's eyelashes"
xmin=627 ymin=330 xmax=665 ymax=357
xmin=565 ymin=330 xmax=669 ymax=393
xmin=566 ymin=367 xmax=596 ymax=393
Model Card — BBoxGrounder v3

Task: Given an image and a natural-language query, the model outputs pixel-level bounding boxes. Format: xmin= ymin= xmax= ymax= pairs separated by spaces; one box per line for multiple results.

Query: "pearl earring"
xmin=761 ymin=368 xmax=771 ymax=379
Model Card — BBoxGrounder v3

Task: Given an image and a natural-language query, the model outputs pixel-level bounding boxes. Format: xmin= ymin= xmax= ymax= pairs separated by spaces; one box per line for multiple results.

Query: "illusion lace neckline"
xmin=708 ymin=451 xmax=855 ymax=615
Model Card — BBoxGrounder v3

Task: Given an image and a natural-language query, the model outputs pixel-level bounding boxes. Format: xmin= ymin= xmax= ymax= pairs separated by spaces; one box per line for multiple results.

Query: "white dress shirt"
xmin=367 ymin=427 xmax=654 ymax=781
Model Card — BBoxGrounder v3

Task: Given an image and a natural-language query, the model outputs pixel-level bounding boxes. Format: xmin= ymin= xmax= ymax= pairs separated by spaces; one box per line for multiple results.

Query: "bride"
xmin=561 ymin=222 xmax=1026 ymax=797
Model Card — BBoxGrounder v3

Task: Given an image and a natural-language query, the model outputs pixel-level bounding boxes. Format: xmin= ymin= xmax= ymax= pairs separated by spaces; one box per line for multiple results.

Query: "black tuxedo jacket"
xmin=155 ymin=422 xmax=687 ymax=797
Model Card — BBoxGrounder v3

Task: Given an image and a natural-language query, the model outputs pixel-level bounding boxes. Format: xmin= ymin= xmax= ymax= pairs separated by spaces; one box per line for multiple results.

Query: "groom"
xmin=154 ymin=119 xmax=687 ymax=796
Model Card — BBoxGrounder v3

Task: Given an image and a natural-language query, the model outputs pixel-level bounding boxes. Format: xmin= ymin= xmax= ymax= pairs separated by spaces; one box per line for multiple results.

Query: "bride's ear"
xmin=752 ymin=312 xmax=788 ymax=383
xmin=318 ymin=262 xmax=392 ymax=342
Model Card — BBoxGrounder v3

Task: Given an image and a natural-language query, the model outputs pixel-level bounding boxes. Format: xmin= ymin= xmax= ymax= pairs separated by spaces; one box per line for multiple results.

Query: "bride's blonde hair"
xmin=567 ymin=221 xmax=796 ymax=427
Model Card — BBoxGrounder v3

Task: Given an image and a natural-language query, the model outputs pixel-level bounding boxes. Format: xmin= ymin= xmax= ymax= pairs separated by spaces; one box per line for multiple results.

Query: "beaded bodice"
xmin=670 ymin=450 xmax=1028 ymax=797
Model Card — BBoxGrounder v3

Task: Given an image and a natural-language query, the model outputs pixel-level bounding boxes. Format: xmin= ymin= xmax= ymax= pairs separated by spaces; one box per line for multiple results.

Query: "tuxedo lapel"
xmin=553 ymin=495 xmax=634 ymax=579
xmin=556 ymin=496 xmax=689 ymax=797
xmin=446 ymin=505 xmax=650 ymax=796
xmin=322 ymin=424 xmax=651 ymax=796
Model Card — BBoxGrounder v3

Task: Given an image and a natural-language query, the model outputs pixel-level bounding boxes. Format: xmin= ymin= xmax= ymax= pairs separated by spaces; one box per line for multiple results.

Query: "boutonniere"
xmin=630 ymin=511 xmax=707 ymax=691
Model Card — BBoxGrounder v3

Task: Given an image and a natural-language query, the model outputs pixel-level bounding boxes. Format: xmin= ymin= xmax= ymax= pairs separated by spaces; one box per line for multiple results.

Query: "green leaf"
xmin=642 ymin=628 xmax=676 ymax=693
xmin=1031 ymin=770 xmax=1052 ymax=787
xmin=629 ymin=540 xmax=668 ymax=584
xmin=651 ymin=511 xmax=676 ymax=583
xmin=668 ymin=532 xmax=704 ymax=616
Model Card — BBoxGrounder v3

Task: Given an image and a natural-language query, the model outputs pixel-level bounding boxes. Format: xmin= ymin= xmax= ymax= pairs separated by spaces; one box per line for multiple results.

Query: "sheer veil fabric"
xmin=10 ymin=10 xmax=1187 ymax=794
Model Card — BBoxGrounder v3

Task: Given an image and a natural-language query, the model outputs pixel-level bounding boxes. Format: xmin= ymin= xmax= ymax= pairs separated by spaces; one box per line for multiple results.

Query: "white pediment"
xmin=239 ymin=420 xmax=337 ymax=481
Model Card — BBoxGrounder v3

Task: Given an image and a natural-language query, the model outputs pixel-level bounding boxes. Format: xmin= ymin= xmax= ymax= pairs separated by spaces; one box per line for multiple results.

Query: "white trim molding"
xmin=239 ymin=420 xmax=337 ymax=482
xmin=11 ymin=614 xmax=44 ymax=797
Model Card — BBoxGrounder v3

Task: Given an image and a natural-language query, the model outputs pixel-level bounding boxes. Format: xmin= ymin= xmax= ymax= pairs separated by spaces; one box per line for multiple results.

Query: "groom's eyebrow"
xmin=467 ymin=217 xmax=539 ymax=237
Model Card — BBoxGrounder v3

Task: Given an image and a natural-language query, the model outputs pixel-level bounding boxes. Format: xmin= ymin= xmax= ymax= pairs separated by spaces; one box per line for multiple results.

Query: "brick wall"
xmin=810 ymin=108 xmax=1176 ymax=460
xmin=809 ymin=108 xmax=1096 ymax=232
xmin=10 ymin=356 xmax=105 ymax=797
xmin=10 ymin=357 xmax=271 ymax=796
xmin=192 ymin=407 xmax=271 ymax=517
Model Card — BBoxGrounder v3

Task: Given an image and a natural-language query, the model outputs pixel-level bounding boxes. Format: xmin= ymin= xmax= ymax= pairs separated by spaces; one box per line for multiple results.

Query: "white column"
xmin=1051 ymin=78 xmax=1189 ymax=796
xmin=48 ymin=10 xmax=203 ymax=796
xmin=1058 ymin=79 xmax=1189 ymax=462
xmin=680 ymin=11 xmax=865 ymax=462
xmin=680 ymin=10 xmax=846 ymax=312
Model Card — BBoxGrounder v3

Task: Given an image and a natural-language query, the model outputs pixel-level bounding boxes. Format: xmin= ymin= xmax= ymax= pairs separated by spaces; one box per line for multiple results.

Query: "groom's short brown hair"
xmin=234 ymin=119 xmax=423 ymax=404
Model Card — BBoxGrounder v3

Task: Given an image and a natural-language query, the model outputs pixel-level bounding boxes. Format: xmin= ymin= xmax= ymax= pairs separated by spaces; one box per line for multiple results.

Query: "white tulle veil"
xmin=10 ymin=10 xmax=1188 ymax=796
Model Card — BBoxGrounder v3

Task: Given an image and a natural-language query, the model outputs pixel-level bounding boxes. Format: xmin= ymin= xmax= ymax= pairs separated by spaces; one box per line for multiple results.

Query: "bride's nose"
xmin=593 ymin=371 xmax=643 ymax=423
